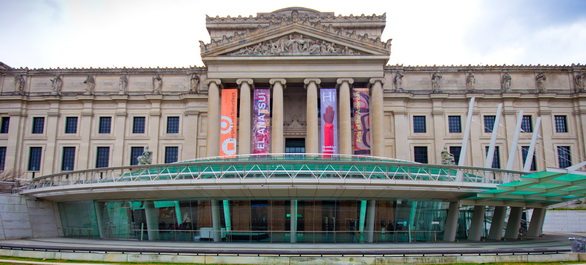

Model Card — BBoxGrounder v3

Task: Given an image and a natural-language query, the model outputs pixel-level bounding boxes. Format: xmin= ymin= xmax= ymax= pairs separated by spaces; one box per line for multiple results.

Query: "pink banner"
xmin=252 ymin=89 xmax=271 ymax=154
xmin=352 ymin=88 xmax=371 ymax=155
xmin=320 ymin=88 xmax=337 ymax=157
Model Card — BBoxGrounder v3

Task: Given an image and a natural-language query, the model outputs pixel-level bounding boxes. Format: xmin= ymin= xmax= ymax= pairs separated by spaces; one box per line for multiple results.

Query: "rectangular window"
xmin=554 ymin=115 xmax=568 ymax=133
xmin=484 ymin=146 xmax=501 ymax=169
xmin=557 ymin=146 xmax=572 ymax=168
xmin=132 ymin=117 xmax=145 ymax=134
xmin=0 ymin=117 xmax=9 ymax=134
xmin=130 ymin=146 xmax=144 ymax=166
xmin=413 ymin=146 xmax=428 ymax=164
xmin=98 ymin=117 xmax=112 ymax=134
xmin=95 ymin=147 xmax=110 ymax=168
xmin=166 ymin=116 xmax=180 ymax=134
xmin=449 ymin=146 xmax=462 ymax=165
xmin=521 ymin=146 xmax=537 ymax=171
xmin=164 ymin=146 xmax=179 ymax=163
xmin=521 ymin=115 xmax=533 ymax=133
xmin=61 ymin=147 xmax=76 ymax=171
xmin=65 ymin=117 xmax=78 ymax=134
xmin=448 ymin=115 xmax=462 ymax=133
xmin=0 ymin=147 xmax=6 ymax=171
xmin=413 ymin=116 xmax=426 ymax=133
xmin=32 ymin=117 xmax=45 ymax=134
xmin=483 ymin=115 xmax=496 ymax=133
xmin=28 ymin=147 xmax=42 ymax=171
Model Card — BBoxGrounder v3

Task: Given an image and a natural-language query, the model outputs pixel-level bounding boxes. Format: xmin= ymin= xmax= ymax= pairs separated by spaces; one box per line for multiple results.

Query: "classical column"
xmin=504 ymin=206 xmax=523 ymax=240
xmin=237 ymin=79 xmax=253 ymax=155
xmin=290 ymin=200 xmax=298 ymax=243
xmin=144 ymin=201 xmax=159 ymax=241
xmin=337 ymin=78 xmax=353 ymax=155
xmin=369 ymin=78 xmax=385 ymax=157
xmin=527 ymin=208 xmax=546 ymax=238
xmin=488 ymin=206 xmax=506 ymax=240
xmin=468 ymin=205 xmax=486 ymax=241
xmin=211 ymin=199 xmax=221 ymax=242
xmin=270 ymin=79 xmax=286 ymax=154
xmin=443 ymin=201 xmax=460 ymax=242
xmin=304 ymin=78 xmax=320 ymax=154
xmin=206 ymin=79 xmax=221 ymax=157
xmin=366 ymin=200 xmax=376 ymax=243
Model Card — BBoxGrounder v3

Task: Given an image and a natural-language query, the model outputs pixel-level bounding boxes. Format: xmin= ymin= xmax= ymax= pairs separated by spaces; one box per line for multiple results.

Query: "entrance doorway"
xmin=285 ymin=138 xmax=305 ymax=154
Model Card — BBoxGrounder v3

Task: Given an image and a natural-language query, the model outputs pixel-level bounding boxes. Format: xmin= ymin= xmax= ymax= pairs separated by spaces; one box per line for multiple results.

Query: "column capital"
xmin=236 ymin=79 xmax=254 ymax=86
xmin=369 ymin=78 xmax=384 ymax=85
xmin=304 ymin=78 xmax=321 ymax=86
xmin=336 ymin=78 xmax=354 ymax=85
xmin=269 ymin=79 xmax=286 ymax=86
xmin=207 ymin=79 xmax=221 ymax=86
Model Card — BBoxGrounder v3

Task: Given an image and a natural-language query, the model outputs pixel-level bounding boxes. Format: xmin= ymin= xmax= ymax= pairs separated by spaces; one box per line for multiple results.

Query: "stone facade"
xmin=0 ymin=7 xmax=585 ymax=182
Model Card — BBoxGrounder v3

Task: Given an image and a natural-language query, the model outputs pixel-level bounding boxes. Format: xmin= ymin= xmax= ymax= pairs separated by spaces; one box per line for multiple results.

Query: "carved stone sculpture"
xmin=466 ymin=72 xmax=475 ymax=91
xmin=50 ymin=75 xmax=63 ymax=96
xmin=119 ymin=75 xmax=128 ymax=94
xmin=137 ymin=147 xmax=153 ymax=165
xmin=153 ymin=74 xmax=163 ymax=94
xmin=575 ymin=72 xmax=585 ymax=92
xmin=190 ymin=73 xmax=200 ymax=94
xmin=227 ymin=33 xmax=363 ymax=56
xmin=535 ymin=72 xmax=546 ymax=92
xmin=83 ymin=75 xmax=95 ymax=95
xmin=431 ymin=72 xmax=442 ymax=93
xmin=15 ymin=74 xmax=26 ymax=95
xmin=501 ymin=73 xmax=512 ymax=92
xmin=393 ymin=71 xmax=404 ymax=91
xmin=441 ymin=147 xmax=455 ymax=165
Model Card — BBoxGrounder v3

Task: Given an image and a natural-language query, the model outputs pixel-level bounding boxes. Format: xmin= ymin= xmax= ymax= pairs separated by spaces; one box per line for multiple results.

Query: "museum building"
xmin=0 ymin=7 xmax=585 ymax=244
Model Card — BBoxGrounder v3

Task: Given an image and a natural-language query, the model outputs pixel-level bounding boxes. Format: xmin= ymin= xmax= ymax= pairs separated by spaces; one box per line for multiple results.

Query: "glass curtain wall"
xmin=59 ymin=199 xmax=449 ymax=243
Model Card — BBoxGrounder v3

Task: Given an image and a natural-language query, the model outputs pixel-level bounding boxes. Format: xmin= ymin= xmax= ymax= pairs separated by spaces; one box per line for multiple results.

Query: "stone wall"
xmin=543 ymin=210 xmax=586 ymax=233
xmin=0 ymin=193 xmax=60 ymax=240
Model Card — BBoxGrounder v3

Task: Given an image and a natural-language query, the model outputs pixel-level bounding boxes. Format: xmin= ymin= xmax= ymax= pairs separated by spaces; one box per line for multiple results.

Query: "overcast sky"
xmin=0 ymin=0 xmax=585 ymax=68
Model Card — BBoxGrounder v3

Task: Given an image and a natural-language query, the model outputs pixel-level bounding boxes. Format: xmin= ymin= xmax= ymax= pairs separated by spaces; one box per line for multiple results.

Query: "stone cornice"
xmin=384 ymin=64 xmax=586 ymax=72
xmin=0 ymin=66 xmax=207 ymax=76
xmin=206 ymin=8 xmax=385 ymax=25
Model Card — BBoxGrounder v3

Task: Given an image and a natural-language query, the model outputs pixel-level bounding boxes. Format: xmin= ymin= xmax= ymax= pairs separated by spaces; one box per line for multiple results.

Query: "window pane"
xmin=0 ymin=146 xmax=6 ymax=171
xmin=484 ymin=115 xmax=496 ymax=133
xmin=413 ymin=116 xmax=426 ymax=133
xmin=167 ymin=116 xmax=180 ymax=134
xmin=521 ymin=146 xmax=537 ymax=171
xmin=557 ymin=146 xmax=572 ymax=168
xmin=448 ymin=115 xmax=461 ymax=133
xmin=132 ymin=117 xmax=145 ymax=134
xmin=0 ymin=117 xmax=9 ymax=134
xmin=96 ymin=147 xmax=110 ymax=168
xmin=554 ymin=115 xmax=568 ymax=133
xmin=28 ymin=147 xmax=42 ymax=171
xmin=61 ymin=147 xmax=76 ymax=171
xmin=449 ymin=146 xmax=461 ymax=164
xmin=521 ymin=115 xmax=533 ymax=133
xmin=98 ymin=117 xmax=112 ymax=134
xmin=484 ymin=146 xmax=501 ymax=169
xmin=165 ymin=146 xmax=178 ymax=163
xmin=65 ymin=117 xmax=78 ymax=134
xmin=414 ymin=146 xmax=428 ymax=164
xmin=130 ymin=147 xmax=144 ymax=166
xmin=32 ymin=117 xmax=45 ymax=134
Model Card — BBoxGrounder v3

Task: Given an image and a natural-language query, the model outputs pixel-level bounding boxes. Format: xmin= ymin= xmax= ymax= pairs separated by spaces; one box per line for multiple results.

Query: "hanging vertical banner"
xmin=320 ymin=88 xmax=338 ymax=157
xmin=352 ymin=88 xmax=371 ymax=155
xmin=252 ymin=88 xmax=271 ymax=154
xmin=220 ymin=88 xmax=238 ymax=157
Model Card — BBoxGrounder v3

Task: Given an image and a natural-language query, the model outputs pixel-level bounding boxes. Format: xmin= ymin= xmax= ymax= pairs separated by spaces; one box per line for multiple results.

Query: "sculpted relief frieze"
xmin=227 ymin=34 xmax=364 ymax=56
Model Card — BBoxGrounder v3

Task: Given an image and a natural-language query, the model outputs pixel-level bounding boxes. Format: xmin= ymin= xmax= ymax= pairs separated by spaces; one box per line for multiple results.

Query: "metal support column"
xmin=443 ymin=201 xmax=460 ymax=242
xmin=366 ymin=200 xmax=376 ymax=243
xmin=457 ymin=97 xmax=475 ymax=181
xmin=488 ymin=206 xmax=506 ymax=240
xmin=527 ymin=208 xmax=546 ymax=238
xmin=144 ymin=201 xmax=159 ymax=241
xmin=485 ymin=104 xmax=503 ymax=168
xmin=505 ymin=207 xmax=523 ymax=240
xmin=290 ymin=200 xmax=298 ymax=243
xmin=211 ymin=200 xmax=221 ymax=242
xmin=523 ymin=117 xmax=541 ymax=172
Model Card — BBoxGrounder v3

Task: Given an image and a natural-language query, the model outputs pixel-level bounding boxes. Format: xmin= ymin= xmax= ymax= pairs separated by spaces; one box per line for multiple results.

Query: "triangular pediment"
xmin=200 ymin=22 xmax=391 ymax=58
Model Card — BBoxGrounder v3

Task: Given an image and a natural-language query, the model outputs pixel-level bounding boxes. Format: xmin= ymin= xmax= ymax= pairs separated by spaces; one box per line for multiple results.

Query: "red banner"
xmin=220 ymin=89 xmax=238 ymax=157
